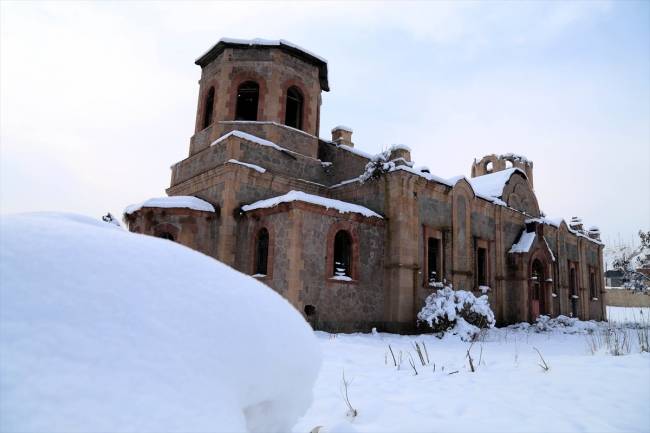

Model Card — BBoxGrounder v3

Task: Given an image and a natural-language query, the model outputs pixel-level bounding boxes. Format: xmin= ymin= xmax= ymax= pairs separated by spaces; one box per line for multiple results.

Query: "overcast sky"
xmin=1 ymin=1 xmax=648 ymax=247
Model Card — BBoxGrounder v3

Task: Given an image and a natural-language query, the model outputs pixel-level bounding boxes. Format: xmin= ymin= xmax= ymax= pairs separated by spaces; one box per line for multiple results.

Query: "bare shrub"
xmin=341 ymin=370 xmax=357 ymax=418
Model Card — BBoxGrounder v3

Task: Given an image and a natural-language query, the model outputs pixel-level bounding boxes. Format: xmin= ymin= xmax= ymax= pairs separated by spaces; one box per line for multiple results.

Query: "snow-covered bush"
xmin=0 ymin=213 xmax=321 ymax=433
xmin=102 ymin=211 xmax=121 ymax=227
xmin=417 ymin=285 xmax=495 ymax=340
xmin=534 ymin=315 xmax=598 ymax=334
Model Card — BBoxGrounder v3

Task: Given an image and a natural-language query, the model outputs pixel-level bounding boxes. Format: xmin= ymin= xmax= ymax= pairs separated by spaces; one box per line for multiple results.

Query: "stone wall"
xmin=605 ymin=289 xmax=650 ymax=308
xmin=123 ymin=207 xmax=217 ymax=258
xmin=237 ymin=201 xmax=385 ymax=332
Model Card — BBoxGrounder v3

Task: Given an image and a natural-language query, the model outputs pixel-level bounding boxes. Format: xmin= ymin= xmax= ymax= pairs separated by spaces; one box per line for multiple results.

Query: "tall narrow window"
xmin=333 ymin=230 xmax=352 ymax=278
xmin=285 ymin=86 xmax=303 ymax=130
xmin=202 ymin=87 xmax=215 ymax=129
xmin=569 ymin=266 xmax=578 ymax=317
xmin=255 ymin=228 xmax=269 ymax=276
xmin=235 ymin=81 xmax=259 ymax=121
xmin=531 ymin=259 xmax=545 ymax=317
xmin=477 ymin=247 xmax=487 ymax=286
xmin=589 ymin=271 xmax=597 ymax=299
xmin=427 ymin=237 xmax=441 ymax=286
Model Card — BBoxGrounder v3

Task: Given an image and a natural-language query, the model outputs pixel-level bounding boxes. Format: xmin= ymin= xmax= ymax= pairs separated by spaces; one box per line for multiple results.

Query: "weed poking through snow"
xmin=533 ymin=347 xmax=550 ymax=372
xmin=341 ymin=369 xmax=357 ymax=419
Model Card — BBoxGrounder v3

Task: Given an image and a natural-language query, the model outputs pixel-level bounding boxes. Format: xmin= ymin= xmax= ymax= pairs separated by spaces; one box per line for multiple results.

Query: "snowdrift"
xmin=0 ymin=213 xmax=321 ymax=433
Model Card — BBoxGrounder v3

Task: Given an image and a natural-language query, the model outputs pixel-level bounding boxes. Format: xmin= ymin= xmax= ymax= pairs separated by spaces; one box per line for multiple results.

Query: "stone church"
xmin=124 ymin=38 xmax=606 ymax=333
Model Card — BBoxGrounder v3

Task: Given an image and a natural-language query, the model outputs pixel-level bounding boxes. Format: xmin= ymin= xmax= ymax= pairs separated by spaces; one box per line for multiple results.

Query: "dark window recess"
xmin=255 ymin=228 xmax=269 ymax=275
xmin=427 ymin=238 xmax=441 ymax=286
xmin=333 ymin=230 xmax=352 ymax=277
xmin=590 ymin=272 xmax=597 ymax=298
xmin=202 ymin=87 xmax=215 ymax=129
xmin=285 ymin=86 xmax=303 ymax=129
xmin=156 ymin=232 xmax=174 ymax=241
xmin=570 ymin=267 xmax=577 ymax=295
xmin=569 ymin=266 xmax=578 ymax=317
xmin=477 ymin=247 xmax=487 ymax=286
xmin=531 ymin=260 xmax=544 ymax=301
xmin=235 ymin=81 xmax=259 ymax=121
xmin=304 ymin=305 xmax=316 ymax=316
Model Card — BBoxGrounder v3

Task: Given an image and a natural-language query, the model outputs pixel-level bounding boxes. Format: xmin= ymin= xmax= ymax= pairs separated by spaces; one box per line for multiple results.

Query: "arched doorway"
xmin=530 ymin=259 xmax=546 ymax=320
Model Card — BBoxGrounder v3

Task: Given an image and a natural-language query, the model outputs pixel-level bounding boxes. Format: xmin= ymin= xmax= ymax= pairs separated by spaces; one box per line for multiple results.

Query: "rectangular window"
xmin=427 ymin=237 xmax=441 ymax=286
xmin=477 ymin=247 xmax=488 ymax=287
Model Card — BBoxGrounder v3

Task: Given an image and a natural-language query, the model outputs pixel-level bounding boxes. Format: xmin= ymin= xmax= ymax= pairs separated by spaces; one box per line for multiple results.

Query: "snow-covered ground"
xmin=295 ymin=314 xmax=650 ymax=433
xmin=607 ymin=306 xmax=650 ymax=324
xmin=2 ymin=213 xmax=648 ymax=433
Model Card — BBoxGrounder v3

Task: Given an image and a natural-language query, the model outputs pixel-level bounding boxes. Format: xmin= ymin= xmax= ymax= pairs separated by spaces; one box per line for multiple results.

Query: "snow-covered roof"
xmin=124 ymin=196 xmax=215 ymax=215
xmin=467 ymin=168 xmax=526 ymax=199
xmin=337 ymin=144 xmax=374 ymax=160
xmin=242 ymin=190 xmax=382 ymax=219
xmin=525 ymin=217 xmax=563 ymax=228
xmin=388 ymin=144 xmax=412 ymax=153
xmin=196 ymin=38 xmax=329 ymax=91
xmin=332 ymin=125 xmax=353 ymax=133
xmin=526 ymin=217 xmax=604 ymax=245
xmin=509 ymin=229 xmax=556 ymax=261
xmin=509 ymin=231 xmax=536 ymax=254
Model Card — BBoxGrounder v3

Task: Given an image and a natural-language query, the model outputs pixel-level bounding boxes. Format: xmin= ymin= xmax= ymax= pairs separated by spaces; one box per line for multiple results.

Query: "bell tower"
xmin=188 ymin=38 xmax=329 ymax=156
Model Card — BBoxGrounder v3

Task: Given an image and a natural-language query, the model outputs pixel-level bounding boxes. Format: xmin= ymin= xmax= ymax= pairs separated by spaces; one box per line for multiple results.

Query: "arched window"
xmin=254 ymin=228 xmax=269 ymax=275
xmin=285 ymin=86 xmax=303 ymax=130
xmin=333 ymin=230 xmax=352 ymax=278
xmin=485 ymin=161 xmax=494 ymax=173
xmin=202 ymin=87 xmax=215 ymax=129
xmin=505 ymin=160 xmax=514 ymax=169
xmin=235 ymin=81 xmax=259 ymax=121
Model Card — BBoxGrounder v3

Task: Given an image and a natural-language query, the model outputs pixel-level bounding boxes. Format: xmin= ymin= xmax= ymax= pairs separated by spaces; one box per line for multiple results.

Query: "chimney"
xmin=331 ymin=125 xmax=353 ymax=147
xmin=587 ymin=226 xmax=601 ymax=241
xmin=388 ymin=144 xmax=412 ymax=165
xmin=569 ymin=217 xmax=584 ymax=233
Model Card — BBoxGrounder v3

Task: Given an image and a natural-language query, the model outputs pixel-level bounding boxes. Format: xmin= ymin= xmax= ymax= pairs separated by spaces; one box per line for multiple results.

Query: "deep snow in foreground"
xmin=294 ymin=313 xmax=650 ymax=433
xmin=0 ymin=213 xmax=320 ymax=433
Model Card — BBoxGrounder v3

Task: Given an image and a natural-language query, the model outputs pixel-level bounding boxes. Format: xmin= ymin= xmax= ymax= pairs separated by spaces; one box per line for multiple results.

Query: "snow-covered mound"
xmin=0 ymin=213 xmax=321 ymax=433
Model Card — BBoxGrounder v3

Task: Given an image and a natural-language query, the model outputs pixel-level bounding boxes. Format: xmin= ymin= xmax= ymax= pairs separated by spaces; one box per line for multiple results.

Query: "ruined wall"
xmin=124 ymin=208 xmax=217 ymax=258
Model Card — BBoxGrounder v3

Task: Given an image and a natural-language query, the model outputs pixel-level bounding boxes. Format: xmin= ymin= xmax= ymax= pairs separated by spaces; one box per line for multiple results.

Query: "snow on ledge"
xmin=227 ymin=159 xmax=266 ymax=173
xmin=211 ymin=130 xmax=287 ymax=152
xmin=124 ymin=196 xmax=215 ymax=215
xmin=332 ymin=125 xmax=353 ymax=133
xmin=242 ymin=190 xmax=382 ymax=219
